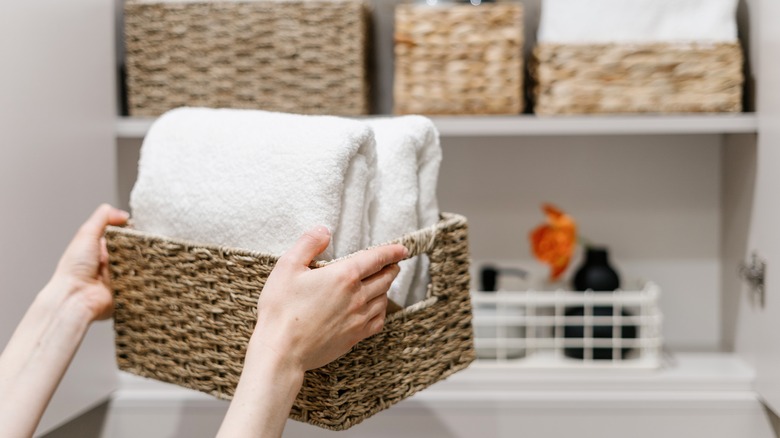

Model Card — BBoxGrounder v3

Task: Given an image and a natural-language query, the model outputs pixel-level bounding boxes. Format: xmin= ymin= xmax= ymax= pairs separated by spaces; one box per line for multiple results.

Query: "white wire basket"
xmin=470 ymin=283 xmax=663 ymax=369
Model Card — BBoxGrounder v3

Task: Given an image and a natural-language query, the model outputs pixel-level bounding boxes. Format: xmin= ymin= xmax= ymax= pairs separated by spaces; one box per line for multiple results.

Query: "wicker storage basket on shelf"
xmin=124 ymin=0 xmax=370 ymax=117
xmin=393 ymin=2 xmax=524 ymax=115
xmin=106 ymin=213 xmax=474 ymax=431
xmin=531 ymin=43 xmax=744 ymax=115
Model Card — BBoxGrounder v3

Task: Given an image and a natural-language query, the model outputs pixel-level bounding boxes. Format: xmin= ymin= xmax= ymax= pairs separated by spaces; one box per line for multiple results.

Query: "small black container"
xmin=573 ymin=247 xmax=620 ymax=291
xmin=565 ymin=246 xmax=637 ymax=360
xmin=480 ymin=266 xmax=499 ymax=292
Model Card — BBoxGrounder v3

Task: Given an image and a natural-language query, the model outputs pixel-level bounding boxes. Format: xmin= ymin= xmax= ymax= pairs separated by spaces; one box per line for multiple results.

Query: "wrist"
xmin=36 ymin=276 xmax=96 ymax=325
xmin=217 ymin=335 xmax=304 ymax=437
xmin=240 ymin=337 xmax=305 ymax=402
xmin=245 ymin=337 xmax=305 ymax=383
xmin=247 ymin=323 xmax=307 ymax=373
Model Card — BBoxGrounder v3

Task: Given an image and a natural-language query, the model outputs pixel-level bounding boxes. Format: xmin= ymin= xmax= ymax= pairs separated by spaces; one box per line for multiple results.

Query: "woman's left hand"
xmin=52 ymin=204 xmax=129 ymax=321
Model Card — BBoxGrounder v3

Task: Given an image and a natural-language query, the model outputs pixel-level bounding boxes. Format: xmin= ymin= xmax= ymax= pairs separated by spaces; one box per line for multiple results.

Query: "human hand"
xmin=249 ymin=226 xmax=408 ymax=373
xmin=51 ymin=204 xmax=129 ymax=322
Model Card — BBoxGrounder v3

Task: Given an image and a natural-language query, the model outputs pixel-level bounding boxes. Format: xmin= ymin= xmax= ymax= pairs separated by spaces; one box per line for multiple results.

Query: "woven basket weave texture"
xmin=106 ymin=213 xmax=474 ymax=431
xmin=394 ymin=3 xmax=524 ymax=115
xmin=124 ymin=0 xmax=370 ymax=116
xmin=532 ymin=43 xmax=743 ymax=115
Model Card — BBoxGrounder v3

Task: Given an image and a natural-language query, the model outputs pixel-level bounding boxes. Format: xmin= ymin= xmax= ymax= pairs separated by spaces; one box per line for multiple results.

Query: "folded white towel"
xmin=130 ymin=107 xmax=376 ymax=260
xmin=367 ymin=116 xmax=442 ymax=308
xmin=538 ymin=0 xmax=738 ymax=44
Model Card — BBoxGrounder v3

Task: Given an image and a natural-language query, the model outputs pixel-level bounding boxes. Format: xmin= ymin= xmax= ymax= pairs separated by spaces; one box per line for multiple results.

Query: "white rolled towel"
xmin=130 ymin=107 xmax=376 ymax=260
xmin=367 ymin=116 xmax=442 ymax=308
xmin=538 ymin=0 xmax=738 ymax=44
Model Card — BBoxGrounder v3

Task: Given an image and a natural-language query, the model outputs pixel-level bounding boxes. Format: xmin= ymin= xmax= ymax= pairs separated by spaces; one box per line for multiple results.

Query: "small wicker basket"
xmin=105 ymin=213 xmax=474 ymax=431
xmin=393 ymin=2 xmax=524 ymax=115
xmin=124 ymin=0 xmax=370 ymax=117
xmin=531 ymin=42 xmax=744 ymax=115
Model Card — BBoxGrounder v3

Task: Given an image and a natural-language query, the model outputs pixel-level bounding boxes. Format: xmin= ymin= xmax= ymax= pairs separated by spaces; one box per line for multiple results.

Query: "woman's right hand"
xmin=250 ymin=226 xmax=408 ymax=373
xmin=220 ymin=228 xmax=407 ymax=438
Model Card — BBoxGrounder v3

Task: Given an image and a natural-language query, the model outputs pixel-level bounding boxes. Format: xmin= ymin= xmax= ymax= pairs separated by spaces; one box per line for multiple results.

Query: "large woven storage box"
xmin=531 ymin=43 xmax=744 ymax=115
xmin=393 ymin=3 xmax=524 ymax=115
xmin=124 ymin=0 xmax=370 ymax=117
xmin=106 ymin=213 xmax=474 ymax=430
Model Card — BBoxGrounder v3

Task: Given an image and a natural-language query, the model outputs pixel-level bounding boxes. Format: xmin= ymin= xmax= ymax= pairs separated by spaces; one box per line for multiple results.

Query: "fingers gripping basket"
xmin=105 ymin=213 xmax=474 ymax=430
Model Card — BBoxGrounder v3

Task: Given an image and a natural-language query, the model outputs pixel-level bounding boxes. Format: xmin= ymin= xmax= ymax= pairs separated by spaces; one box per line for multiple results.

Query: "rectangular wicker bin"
xmin=124 ymin=0 xmax=370 ymax=117
xmin=393 ymin=2 xmax=524 ymax=115
xmin=105 ymin=213 xmax=474 ymax=431
xmin=531 ymin=42 xmax=744 ymax=115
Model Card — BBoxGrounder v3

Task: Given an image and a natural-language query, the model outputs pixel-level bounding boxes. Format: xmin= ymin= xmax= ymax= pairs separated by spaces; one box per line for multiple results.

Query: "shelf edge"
xmin=116 ymin=114 xmax=758 ymax=140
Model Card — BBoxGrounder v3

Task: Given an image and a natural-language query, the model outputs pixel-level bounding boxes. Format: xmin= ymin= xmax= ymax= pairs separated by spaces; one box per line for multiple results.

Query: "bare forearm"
xmin=217 ymin=342 xmax=304 ymax=438
xmin=0 ymin=280 xmax=92 ymax=438
xmin=0 ymin=279 xmax=74 ymax=385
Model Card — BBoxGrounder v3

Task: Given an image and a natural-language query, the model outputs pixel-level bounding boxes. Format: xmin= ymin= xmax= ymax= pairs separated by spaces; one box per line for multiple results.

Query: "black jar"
xmin=573 ymin=247 xmax=620 ymax=291
xmin=565 ymin=246 xmax=637 ymax=360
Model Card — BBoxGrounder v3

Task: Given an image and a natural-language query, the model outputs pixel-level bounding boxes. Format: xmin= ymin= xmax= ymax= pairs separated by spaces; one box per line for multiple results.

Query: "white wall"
xmin=0 ymin=0 xmax=118 ymax=433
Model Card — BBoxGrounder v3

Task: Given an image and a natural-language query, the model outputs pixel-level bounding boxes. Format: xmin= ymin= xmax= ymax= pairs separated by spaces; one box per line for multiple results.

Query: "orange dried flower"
xmin=530 ymin=204 xmax=577 ymax=281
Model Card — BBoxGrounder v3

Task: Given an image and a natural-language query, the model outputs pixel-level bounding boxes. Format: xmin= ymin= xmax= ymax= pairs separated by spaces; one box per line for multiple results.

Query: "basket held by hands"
xmin=105 ymin=212 xmax=474 ymax=431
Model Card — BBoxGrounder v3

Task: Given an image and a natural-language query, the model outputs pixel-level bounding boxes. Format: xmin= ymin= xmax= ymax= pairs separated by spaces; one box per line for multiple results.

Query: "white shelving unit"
xmin=110 ymin=112 xmax=768 ymax=437
xmin=115 ymin=113 xmax=758 ymax=139
xmin=102 ymin=0 xmax=780 ymax=436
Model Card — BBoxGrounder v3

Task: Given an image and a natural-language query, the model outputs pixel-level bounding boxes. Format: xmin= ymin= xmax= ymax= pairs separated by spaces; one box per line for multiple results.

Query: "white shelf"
xmin=116 ymin=113 xmax=757 ymax=139
xmin=116 ymin=117 xmax=156 ymax=139
xmin=453 ymin=352 xmax=755 ymax=393
xmin=115 ymin=353 xmax=754 ymax=404
xmin=110 ymin=353 xmax=760 ymax=438
xmin=427 ymin=113 xmax=757 ymax=137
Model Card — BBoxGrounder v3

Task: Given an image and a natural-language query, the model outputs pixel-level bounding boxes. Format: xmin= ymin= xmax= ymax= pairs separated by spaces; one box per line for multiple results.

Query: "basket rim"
xmin=105 ymin=212 xmax=467 ymax=263
xmin=534 ymin=41 xmax=742 ymax=49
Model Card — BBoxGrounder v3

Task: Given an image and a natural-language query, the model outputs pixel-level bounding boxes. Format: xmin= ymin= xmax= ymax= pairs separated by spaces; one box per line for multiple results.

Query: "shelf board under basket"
xmin=116 ymin=113 xmax=757 ymax=140
xmin=116 ymin=352 xmax=754 ymax=402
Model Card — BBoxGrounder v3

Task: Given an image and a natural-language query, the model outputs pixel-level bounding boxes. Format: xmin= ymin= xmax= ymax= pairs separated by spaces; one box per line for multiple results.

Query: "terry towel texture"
xmin=367 ymin=116 xmax=442 ymax=308
xmin=130 ymin=107 xmax=376 ymax=261
xmin=538 ymin=0 xmax=738 ymax=44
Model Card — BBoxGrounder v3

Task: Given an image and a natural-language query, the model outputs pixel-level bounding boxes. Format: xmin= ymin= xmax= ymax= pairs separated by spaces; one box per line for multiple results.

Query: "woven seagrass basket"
xmin=531 ymin=43 xmax=744 ymax=115
xmin=393 ymin=3 xmax=524 ymax=115
xmin=105 ymin=213 xmax=474 ymax=430
xmin=124 ymin=0 xmax=370 ymax=117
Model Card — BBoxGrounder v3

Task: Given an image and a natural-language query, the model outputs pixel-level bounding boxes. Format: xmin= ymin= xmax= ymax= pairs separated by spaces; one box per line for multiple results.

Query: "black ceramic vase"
xmin=565 ymin=247 xmax=637 ymax=360
xmin=573 ymin=247 xmax=620 ymax=291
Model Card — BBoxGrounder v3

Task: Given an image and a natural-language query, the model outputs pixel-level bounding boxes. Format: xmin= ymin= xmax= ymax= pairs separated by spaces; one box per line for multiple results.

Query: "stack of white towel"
xmin=366 ymin=117 xmax=441 ymax=308
xmin=130 ymin=108 xmax=441 ymax=309
xmin=538 ymin=0 xmax=738 ymax=44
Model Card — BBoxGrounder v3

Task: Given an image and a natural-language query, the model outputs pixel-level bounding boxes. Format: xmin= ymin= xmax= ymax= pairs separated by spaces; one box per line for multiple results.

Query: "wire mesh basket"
xmin=471 ymin=283 xmax=662 ymax=369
